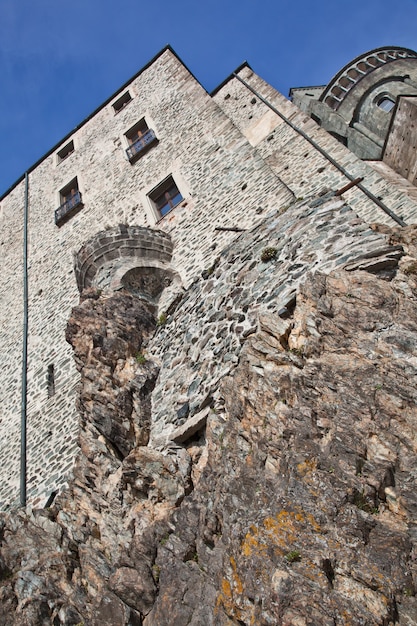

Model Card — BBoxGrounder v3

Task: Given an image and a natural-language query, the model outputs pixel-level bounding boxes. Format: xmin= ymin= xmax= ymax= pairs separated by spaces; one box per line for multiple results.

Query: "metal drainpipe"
xmin=232 ymin=72 xmax=407 ymax=227
xmin=20 ymin=171 xmax=29 ymax=507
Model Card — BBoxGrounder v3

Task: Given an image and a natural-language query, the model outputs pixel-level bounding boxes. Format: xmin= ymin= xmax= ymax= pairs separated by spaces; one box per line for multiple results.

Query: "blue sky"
xmin=1 ymin=0 xmax=417 ymax=195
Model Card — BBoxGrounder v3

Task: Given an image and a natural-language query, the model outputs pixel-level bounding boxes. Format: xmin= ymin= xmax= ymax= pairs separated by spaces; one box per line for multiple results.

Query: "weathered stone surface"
xmin=66 ymin=289 xmax=158 ymax=457
xmin=122 ymin=447 xmax=191 ymax=506
xmin=149 ymin=196 xmax=407 ymax=447
xmin=109 ymin=565 xmax=156 ymax=614
xmin=0 ymin=221 xmax=417 ymax=624
xmin=171 ymin=407 xmax=211 ymax=444
xmin=146 ymin=264 xmax=417 ymax=625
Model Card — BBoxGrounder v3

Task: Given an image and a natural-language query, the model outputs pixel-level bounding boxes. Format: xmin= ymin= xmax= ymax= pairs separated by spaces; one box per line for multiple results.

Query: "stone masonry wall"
xmin=0 ymin=47 xmax=416 ymax=510
xmin=0 ymin=48 xmax=293 ymax=509
xmin=213 ymin=66 xmax=417 ymax=226
xmin=146 ymin=194 xmax=404 ymax=446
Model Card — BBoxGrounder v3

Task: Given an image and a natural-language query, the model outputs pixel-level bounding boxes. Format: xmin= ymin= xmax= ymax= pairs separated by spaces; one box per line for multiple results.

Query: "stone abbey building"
xmin=1 ymin=45 xmax=417 ymax=511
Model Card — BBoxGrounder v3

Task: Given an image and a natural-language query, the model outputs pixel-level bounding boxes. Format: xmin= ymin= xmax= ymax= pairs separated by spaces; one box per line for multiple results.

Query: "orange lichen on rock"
xmin=241 ymin=508 xmax=322 ymax=559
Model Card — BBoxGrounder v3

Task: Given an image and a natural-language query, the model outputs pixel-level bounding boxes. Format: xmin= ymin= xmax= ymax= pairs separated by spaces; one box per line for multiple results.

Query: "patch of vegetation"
xmin=135 ymin=352 xmax=146 ymax=365
xmin=152 ymin=564 xmax=161 ymax=583
xmin=285 ymin=550 xmax=301 ymax=563
xmin=260 ymin=247 xmax=278 ymax=262
xmin=157 ymin=312 xmax=167 ymax=326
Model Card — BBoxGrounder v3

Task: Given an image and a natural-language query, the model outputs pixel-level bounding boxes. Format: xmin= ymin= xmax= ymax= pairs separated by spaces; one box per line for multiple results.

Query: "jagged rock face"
xmin=147 ymin=267 xmax=417 ymax=625
xmin=66 ymin=288 xmax=158 ymax=455
xmin=1 ymin=227 xmax=417 ymax=625
xmin=0 ymin=290 xmax=191 ymax=625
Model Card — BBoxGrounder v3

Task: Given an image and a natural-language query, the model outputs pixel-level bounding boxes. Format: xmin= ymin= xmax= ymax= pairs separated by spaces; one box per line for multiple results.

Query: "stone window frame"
xmin=140 ymin=168 xmax=190 ymax=224
xmin=124 ymin=116 xmax=159 ymax=163
xmin=55 ymin=175 xmax=84 ymax=226
xmin=125 ymin=118 xmax=149 ymax=144
xmin=59 ymin=177 xmax=80 ymax=206
xmin=148 ymin=175 xmax=184 ymax=220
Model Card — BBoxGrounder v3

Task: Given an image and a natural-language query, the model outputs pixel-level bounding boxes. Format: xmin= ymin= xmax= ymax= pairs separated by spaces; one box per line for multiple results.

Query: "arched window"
xmin=376 ymin=95 xmax=395 ymax=112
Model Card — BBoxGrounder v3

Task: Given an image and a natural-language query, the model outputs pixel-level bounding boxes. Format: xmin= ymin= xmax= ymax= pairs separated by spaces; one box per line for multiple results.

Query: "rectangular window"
xmin=55 ymin=177 xmax=83 ymax=226
xmin=125 ymin=119 xmax=158 ymax=163
xmin=149 ymin=176 xmax=183 ymax=219
xmin=57 ymin=140 xmax=74 ymax=163
xmin=112 ymin=91 xmax=132 ymax=113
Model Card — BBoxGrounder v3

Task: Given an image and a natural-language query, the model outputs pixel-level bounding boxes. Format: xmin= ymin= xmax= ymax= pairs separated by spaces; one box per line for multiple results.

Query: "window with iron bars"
xmin=125 ymin=119 xmax=158 ymax=163
xmin=55 ymin=177 xmax=83 ymax=225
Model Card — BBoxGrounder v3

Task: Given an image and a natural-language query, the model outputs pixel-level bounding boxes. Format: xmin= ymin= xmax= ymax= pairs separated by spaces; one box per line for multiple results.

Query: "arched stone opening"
xmin=74 ymin=225 xmax=182 ymax=313
xmin=119 ymin=265 xmax=181 ymax=314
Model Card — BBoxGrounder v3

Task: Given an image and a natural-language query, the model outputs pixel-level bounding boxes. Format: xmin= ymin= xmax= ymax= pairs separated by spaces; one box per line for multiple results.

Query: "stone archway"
xmin=74 ymin=224 xmax=182 ymax=312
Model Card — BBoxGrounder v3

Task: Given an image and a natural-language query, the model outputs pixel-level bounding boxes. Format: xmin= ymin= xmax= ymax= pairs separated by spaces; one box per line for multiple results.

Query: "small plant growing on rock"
xmin=157 ymin=312 xmax=167 ymax=326
xmin=152 ymin=564 xmax=161 ymax=583
xmin=135 ymin=352 xmax=146 ymax=364
xmin=285 ymin=550 xmax=301 ymax=563
xmin=202 ymin=266 xmax=214 ymax=279
xmin=260 ymin=247 xmax=278 ymax=262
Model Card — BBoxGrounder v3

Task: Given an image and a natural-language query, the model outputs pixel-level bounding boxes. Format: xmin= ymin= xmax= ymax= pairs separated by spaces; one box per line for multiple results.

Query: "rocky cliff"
xmin=1 ymin=198 xmax=417 ymax=625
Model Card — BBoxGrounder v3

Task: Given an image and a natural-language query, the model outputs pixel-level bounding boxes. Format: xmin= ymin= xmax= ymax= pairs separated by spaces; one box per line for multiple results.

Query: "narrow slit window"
xmin=47 ymin=364 xmax=55 ymax=398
